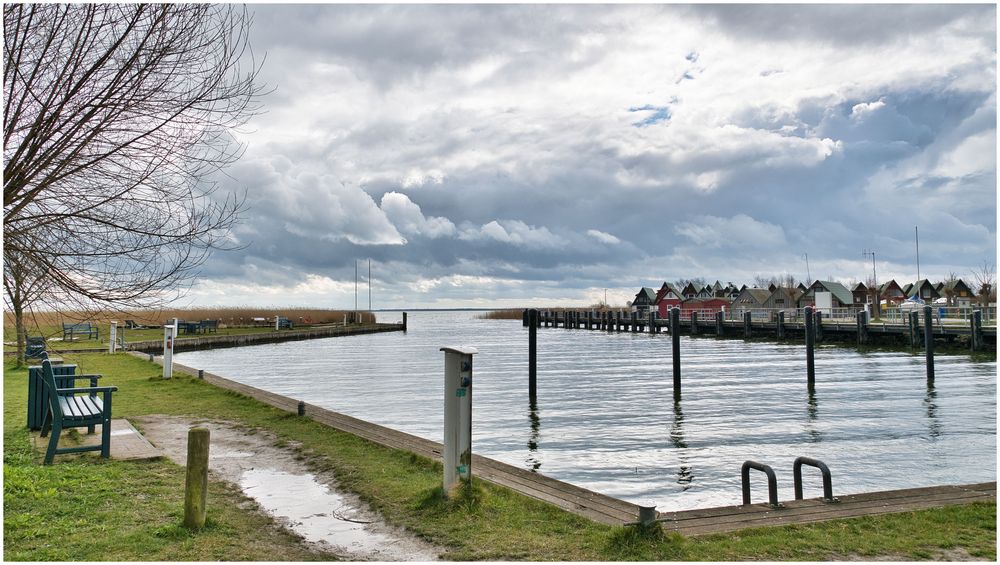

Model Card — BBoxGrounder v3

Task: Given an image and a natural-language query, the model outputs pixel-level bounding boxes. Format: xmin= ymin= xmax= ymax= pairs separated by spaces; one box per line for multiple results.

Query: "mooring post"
xmin=638 ymin=505 xmax=657 ymax=527
xmin=402 ymin=312 xmax=408 ymax=332
xmin=441 ymin=346 xmax=477 ymax=495
xmin=649 ymin=312 xmax=656 ymax=334
xmin=971 ymin=310 xmax=983 ymax=351
xmin=671 ymin=307 xmax=681 ymax=399
xmin=815 ymin=310 xmax=824 ymax=342
xmin=715 ymin=311 xmax=724 ymax=336
xmin=777 ymin=311 xmax=785 ymax=339
xmin=856 ymin=310 xmax=868 ymax=345
xmin=805 ymin=307 xmax=815 ymax=386
xmin=606 ymin=311 xmax=613 ymax=333
xmin=924 ymin=305 xmax=934 ymax=382
xmin=528 ymin=309 xmax=538 ymax=397
xmin=744 ymin=310 xmax=752 ymax=339
xmin=908 ymin=310 xmax=920 ymax=348
xmin=690 ymin=311 xmax=699 ymax=335
xmin=297 ymin=400 xmax=305 ymax=416
xmin=198 ymin=369 xmax=204 ymax=380
xmin=183 ymin=427 xmax=210 ymax=529
xmin=522 ymin=309 xmax=528 ymax=327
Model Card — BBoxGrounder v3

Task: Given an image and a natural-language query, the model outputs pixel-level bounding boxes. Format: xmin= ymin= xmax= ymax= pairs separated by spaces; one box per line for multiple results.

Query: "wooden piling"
xmin=402 ymin=312 xmax=408 ymax=332
xmin=777 ymin=311 xmax=785 ymax=340
xmin=815 ymin=310 xmax=824 ymax=342
xmin=630 ymin=311 xmax=637 ymax=333
xmin=522 ymin=309 xmax=528 ymax=327
xmin=183 ymin=427 xmax=211 ymax=530
xmin=856 ymin=311 xmax=869 ymax=345
xmin=690 ymin=311 xmax=699 ymax=335
xmin=715 ymin=311 xmax=724 ymax=336
xmin=971 ymin=310 xmax=983 ymax=351
xmin=924 ymin=305 xmax=934 ymax=382
xmin=528 ymin=309 xmax=538 ymax=397
xmin=744 ymin=311 xmax=752 ymax=339
xmin=908 ymin=310 xmax=920 ymax=348
xmin=649 ymin=312 xmax=656 ymax=334
xmin=805 ymin=307 xmax=815 ymax=386
xmin=671 ymin=308 xmax=681 ymax=399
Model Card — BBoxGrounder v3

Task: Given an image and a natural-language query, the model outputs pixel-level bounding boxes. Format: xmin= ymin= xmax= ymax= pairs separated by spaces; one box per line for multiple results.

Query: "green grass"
xmin=5 ymin=353 xmax=996 ymax=561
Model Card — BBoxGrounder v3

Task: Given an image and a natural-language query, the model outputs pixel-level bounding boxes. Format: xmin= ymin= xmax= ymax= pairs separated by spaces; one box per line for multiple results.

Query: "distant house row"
xmin=631 ymin=278 xmax=984 ymax=317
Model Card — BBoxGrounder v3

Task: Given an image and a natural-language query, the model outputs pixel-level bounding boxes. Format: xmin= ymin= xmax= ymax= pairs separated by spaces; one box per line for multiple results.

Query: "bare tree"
xmin=4 ymin=4 xmax=265 ymax=362
xmin=970 ymin=261 xmax=996 ymax=308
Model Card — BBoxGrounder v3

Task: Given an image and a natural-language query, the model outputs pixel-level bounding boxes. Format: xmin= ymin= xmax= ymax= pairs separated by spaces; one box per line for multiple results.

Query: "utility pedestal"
xmin=162 ymin=324 xmax=176 ymax=379
xmin=442 ymin=346 xmax=478 ymax=495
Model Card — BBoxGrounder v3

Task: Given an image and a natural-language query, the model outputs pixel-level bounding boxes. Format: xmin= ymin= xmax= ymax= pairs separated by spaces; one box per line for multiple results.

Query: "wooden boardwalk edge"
xmin=131 ymin=352 xmax=996 ymax=533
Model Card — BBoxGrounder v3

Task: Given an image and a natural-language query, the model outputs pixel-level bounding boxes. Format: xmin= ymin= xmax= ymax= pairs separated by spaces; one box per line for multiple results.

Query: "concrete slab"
xmin=31 ymin=418 xmax=163 ymax=462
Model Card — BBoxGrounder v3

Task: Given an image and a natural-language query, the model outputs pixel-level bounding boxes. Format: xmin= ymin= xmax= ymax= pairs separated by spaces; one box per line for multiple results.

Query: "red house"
xmin=654 ymin=282 xmax=683 ymax=317
xmin=679 ymin=297 xmax=731 ymax=313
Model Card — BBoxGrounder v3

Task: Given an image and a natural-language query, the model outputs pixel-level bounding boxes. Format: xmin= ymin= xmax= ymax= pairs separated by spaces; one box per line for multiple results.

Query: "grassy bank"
xmin=4 ymin=353 xmax=995 ymax=561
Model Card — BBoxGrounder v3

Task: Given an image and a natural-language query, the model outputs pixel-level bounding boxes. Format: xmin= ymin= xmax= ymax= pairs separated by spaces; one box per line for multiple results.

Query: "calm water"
xmin=175 ymin=310 xmax=996 ymax=511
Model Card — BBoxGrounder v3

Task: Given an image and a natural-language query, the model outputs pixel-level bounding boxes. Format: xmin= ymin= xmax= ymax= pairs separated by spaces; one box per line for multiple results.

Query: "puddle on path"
xmin=240 ymin=469 xmax=436 ymax=560
xmin=136 ymin=415 xmax=440 ymax=561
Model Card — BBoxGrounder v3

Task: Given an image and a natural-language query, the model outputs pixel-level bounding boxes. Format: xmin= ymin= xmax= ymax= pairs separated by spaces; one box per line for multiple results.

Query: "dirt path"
xmin=134 ymin=415 xmax=442 ymax=561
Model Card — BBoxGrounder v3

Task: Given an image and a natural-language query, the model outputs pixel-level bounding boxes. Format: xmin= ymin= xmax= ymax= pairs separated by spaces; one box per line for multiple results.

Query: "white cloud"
xmin=586 ymin=229 xmax=621 ymax=245
xmin=675 ymin=214 xmax=787 ymax=250
xmin=380 ymin=191 xmax=457 ymax=239
xmin=459 ymin=220 xmax=567 ymax=249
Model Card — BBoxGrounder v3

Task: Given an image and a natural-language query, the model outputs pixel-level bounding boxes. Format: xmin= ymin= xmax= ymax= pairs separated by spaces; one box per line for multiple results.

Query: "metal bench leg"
xmin=101 ymin=395 xmax=113 ymax=458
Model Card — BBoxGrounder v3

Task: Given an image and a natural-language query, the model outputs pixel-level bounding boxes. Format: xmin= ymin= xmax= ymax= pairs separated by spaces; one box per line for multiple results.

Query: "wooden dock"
xmin=526 ymin=309 xmax=995 ymax=349
xmin=658 ymin=482 xmax=996 ymax=536
xmin=124 ymin=322 xmax=404 ymax=354
xmin=140 ymin=353 xmax=993 ymax=533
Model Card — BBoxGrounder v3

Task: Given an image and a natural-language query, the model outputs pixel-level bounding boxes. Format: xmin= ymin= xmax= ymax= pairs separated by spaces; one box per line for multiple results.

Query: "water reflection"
xmin=924 ymin=381 xmax=942 ymax=440
xmin=526 ymin=399 xmax=541 ymax=472
xmin=670 ymin=400 xmax=693 ymax=489
xmin=805 ymin=384 xmax=822 ymax=442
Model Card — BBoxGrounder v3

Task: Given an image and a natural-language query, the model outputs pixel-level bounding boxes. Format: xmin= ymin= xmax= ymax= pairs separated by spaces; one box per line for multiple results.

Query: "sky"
xmin=185 ymin=4 xmax=997 ymax=309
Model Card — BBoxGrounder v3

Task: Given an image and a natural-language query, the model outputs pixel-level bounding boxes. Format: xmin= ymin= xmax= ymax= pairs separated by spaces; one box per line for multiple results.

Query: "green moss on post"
xmin=183 ymin=427 xmax=211 ymax=530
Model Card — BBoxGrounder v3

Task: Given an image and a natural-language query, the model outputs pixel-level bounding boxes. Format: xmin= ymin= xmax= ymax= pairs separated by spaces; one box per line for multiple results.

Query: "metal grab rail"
xmin=741 ymin=460 xmax=780 ymax=507
xmin=793 ymin=456 xmax=837 ymax=502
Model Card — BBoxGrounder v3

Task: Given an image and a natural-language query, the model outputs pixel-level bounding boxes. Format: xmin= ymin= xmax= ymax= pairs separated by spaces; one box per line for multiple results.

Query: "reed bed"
xmin=477 ymin=306 xmax=623 ymax=320
xmin=4 ymin=307 xmax=375 ymax=339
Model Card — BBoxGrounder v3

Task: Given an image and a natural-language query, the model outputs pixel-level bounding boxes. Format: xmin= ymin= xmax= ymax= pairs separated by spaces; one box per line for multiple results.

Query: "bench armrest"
xmin=58 ymin=374 xmax=103 ymax=380
xmin=56 ymin=386 xmax=119 ymax=394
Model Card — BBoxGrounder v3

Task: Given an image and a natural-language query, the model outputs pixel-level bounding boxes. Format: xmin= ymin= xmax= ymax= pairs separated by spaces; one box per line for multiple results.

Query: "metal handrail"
xmin=741 ymin=460 xmax=780 ymax=507
xmin=793 ymin=456 xmax=837 ymax=502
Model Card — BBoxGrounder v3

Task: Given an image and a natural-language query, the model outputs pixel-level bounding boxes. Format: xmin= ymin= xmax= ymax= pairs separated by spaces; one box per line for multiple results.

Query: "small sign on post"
xmin=441 ymin=345 xmax=477 ymax=495
xmin=163 ymin=324 xmax=176 ymax=379
xmin=109 ymin=321 xmax=118 ymax=354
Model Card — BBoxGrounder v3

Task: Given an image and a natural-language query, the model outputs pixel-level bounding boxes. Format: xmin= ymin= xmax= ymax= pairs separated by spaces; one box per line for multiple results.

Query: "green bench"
xmin=62 ymin=321 xmax=99 ymax=341
xmin=39 ymin=358 xmax=117 ymax=464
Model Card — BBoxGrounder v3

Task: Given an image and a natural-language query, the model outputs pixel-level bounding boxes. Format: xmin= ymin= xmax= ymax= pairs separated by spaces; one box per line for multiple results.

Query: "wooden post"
xmin=815 ymin=310 xmax=824 ymax=342
xmin=805 ymin=307 xmax=815 ymax=387
xmin=614 ymin=310 xmax=621 ymax=332
xmin=690 ymin=311 xmax=699 ymax=335
xmin=629 ymin=311 xmax=636 ymax=333
xmin=971 ymin=310 xmax=983 ymax=351
xmin=528 ymin=309 xmax=538 ymax=397
xmin=522 ymin=309 xmax=528 ymax=327
xmin=671 ymin=308 xmax=681 ymax=400
xmin=715 ymin=311 xmax=724 ymax=336
xmin=606 ymin=311 xmax=613 ymax=333
xmin=924 ymin=305 xmax=934 ymax=382
xmin=402 ymin=312 xmax=408 ymax=332
xmin=857 ymin=310 xmax=868 ymax=345
xmin=649 ymin=312 xmax=656 ymax=334
xmin=909 ymin=310 xmax=920 ymax=348
xmin=777 ymin=311 xmax=785 ymax=339
xmin=183 ymin=427 xmax=210 ymax=530
xmin=744 ymin=310 xmax=752 ymax=339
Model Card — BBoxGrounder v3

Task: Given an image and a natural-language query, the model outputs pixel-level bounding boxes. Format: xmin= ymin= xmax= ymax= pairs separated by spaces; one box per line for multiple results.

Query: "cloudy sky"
xmin=187 ymin=4 xmax=996 ymax=309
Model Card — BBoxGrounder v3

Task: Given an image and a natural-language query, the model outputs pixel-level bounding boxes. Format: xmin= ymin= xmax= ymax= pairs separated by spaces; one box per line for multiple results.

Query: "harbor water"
xmin=175 ymin=310 xmax=996 ymax=511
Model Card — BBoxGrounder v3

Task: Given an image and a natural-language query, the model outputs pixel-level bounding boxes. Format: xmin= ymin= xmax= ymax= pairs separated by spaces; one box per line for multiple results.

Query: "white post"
xmin=109 ymin=321 xmax=118 ymax=354
xmin=441 ymin=345 xmax=478 ymax=495
xmin=163 ymin=324 xmax=176 ymax=379
xmin=275 ymin=317 xmax=279 ymax=331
